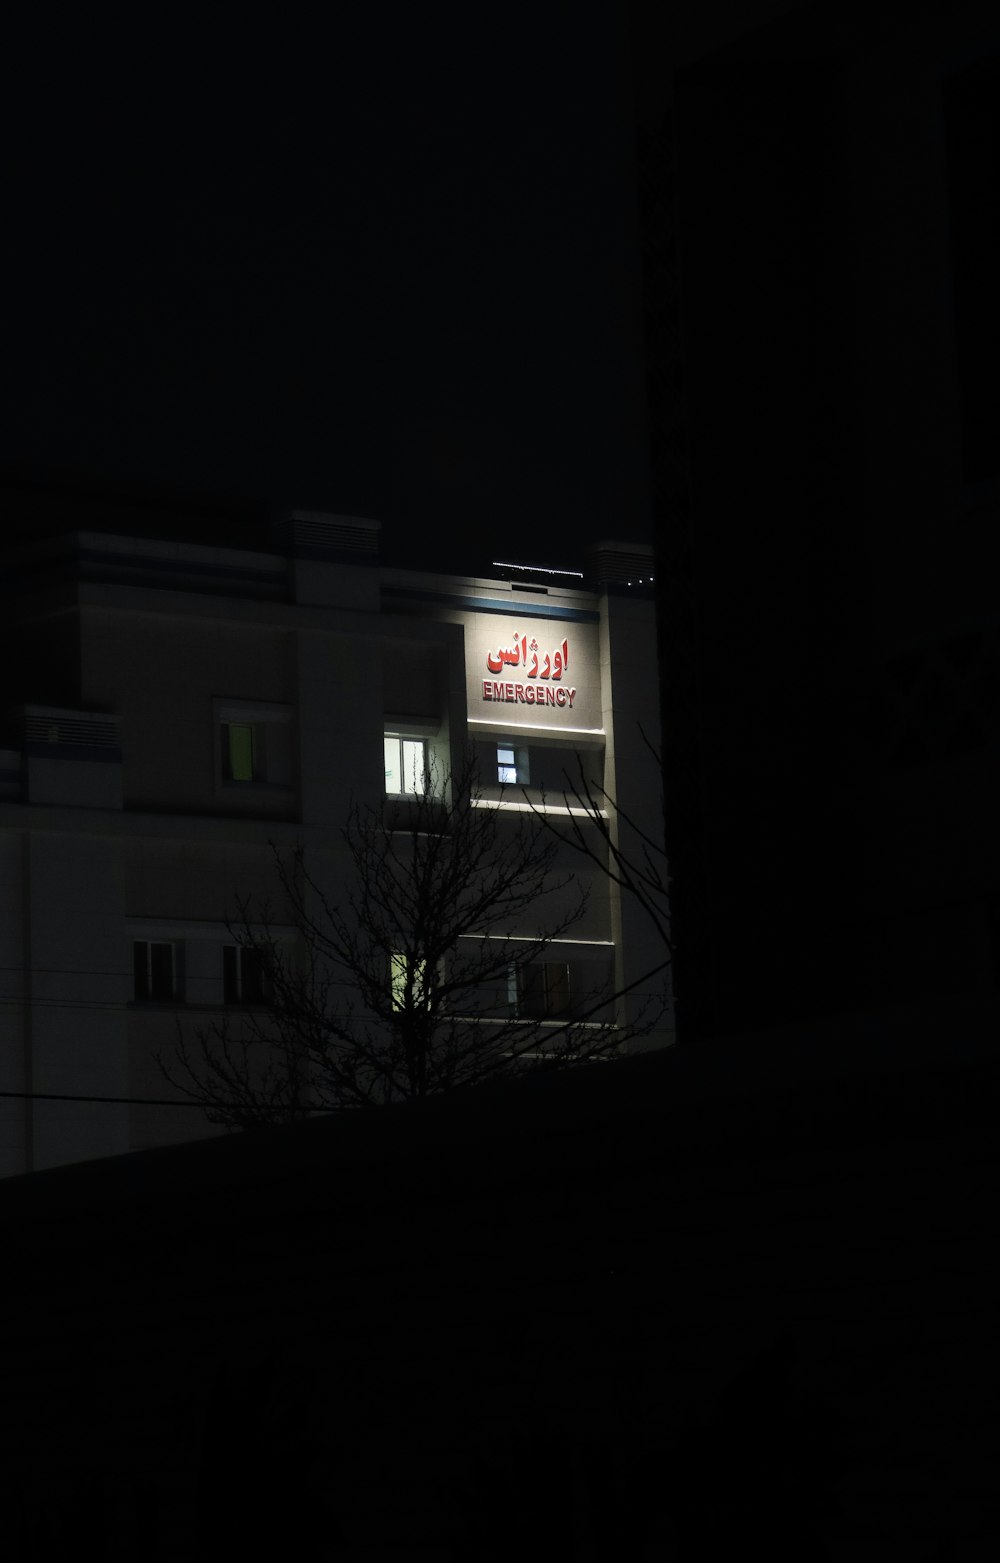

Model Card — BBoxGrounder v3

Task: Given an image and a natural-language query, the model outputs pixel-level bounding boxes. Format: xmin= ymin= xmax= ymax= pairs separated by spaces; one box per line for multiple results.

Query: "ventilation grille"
xmin=24 ymin=710 xmax=121 ymax=751
xmin=277 ymin=511 xmax=381 ymax=560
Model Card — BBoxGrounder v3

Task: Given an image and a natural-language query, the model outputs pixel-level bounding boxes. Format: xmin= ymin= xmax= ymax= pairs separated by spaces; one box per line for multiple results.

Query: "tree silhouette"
xmin=161 ymin=753 xmax=636 ymax=1125
xmin=528 ymin=724 xmax=672 ymax=954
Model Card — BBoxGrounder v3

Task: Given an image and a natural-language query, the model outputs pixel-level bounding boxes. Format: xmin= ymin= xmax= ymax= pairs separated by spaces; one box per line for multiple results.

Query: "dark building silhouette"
xmin=639 ymin=0 xmax=1000 ymax=1039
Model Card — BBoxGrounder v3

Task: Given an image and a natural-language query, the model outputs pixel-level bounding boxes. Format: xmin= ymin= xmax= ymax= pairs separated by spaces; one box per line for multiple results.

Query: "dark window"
xmin=516 ymin=962 xmax=571 ymax=1018
xmin=223 ymin=944 xmax=271 ymax=1005
xmin=133 ymin=941 xmax=175 ymax=1002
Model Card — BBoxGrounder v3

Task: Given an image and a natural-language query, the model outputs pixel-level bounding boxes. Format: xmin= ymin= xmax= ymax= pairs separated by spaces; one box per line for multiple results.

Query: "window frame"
xmin=390 ymin=952 xmax=432 ymax=1011
xmin=514 ymin=961 xmax=572 ymax=1020
xmin=221 ymin=721 xmax=264 ymax=784
xmin=223 ymin=943 xmax=272 ymax=1006
xmin=213 ymin=699 xmax=294 ymax=795
xmin=496 ymin=741 xmax=530 ymax=786
xmin=383 ymin=732 xmax=430 ymax=797
xmin=133 ymin=939 xmax=179 ymax=1004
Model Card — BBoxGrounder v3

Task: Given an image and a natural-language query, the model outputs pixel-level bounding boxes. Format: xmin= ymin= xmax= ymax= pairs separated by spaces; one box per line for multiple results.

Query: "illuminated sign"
xmin=486 ymin=633 xmax=568 ymax=680
xmin=482 ymin=633 xmax=577 ymax=708
xmin=449 ymin=608 xmax=598 ymax=728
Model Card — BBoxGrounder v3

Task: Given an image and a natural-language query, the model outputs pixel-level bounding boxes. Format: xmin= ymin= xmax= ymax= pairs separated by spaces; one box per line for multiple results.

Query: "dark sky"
xmin=1 ymin=9 xmax=655 ymax=573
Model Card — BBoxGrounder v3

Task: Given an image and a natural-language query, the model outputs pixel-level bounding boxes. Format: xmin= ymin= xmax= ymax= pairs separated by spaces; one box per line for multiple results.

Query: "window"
xmin=384 ymin=734 xmax=429 ymax=796
xmin=222 ymin=722 xmax=262 ymax=783
xmin=216 ymin=701 xmax=293 ymax=789
xmin=514 ymin=962 xmax=571 ymax=1019
xmin=391 ymin=953 xmax=430 ymax=1010
xmin=133 ymin=940 xmax=177 ymax=1003
xmin=223 ymin=944 xmax=271 ymax=1005
xmin=497 ymin=743 xmax=529 ymax=785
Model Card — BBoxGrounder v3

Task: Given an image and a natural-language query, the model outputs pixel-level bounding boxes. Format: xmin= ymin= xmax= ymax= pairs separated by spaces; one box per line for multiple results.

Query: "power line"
xmin=0 ymin=1089 xmax=208 ymax=1107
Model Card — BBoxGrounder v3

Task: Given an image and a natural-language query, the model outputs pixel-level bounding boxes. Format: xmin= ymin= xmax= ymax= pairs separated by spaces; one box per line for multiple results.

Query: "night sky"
xmin=1 ymin=10 xmax=657 ymax=574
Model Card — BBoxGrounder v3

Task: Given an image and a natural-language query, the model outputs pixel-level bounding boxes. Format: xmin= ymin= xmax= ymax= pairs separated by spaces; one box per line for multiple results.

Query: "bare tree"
xmin=529 ymin=725 xmax=673 ymax=955
xmin=162 ymin=753 xmax=627 ymax=1127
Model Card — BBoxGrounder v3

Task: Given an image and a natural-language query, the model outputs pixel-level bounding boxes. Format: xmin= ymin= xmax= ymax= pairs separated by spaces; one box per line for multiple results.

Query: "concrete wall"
xmin=0 ymin=831 xmax=28 ymax=1176
xmin=80 ymin=601 xmax=298 ymax=816
xmin=21 ymin=830 xmax=129 ymax=1171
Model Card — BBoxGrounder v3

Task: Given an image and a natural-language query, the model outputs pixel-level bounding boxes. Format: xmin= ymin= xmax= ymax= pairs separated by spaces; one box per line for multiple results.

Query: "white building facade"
xmin=0 ymin=513 xmax=671 ymax=1175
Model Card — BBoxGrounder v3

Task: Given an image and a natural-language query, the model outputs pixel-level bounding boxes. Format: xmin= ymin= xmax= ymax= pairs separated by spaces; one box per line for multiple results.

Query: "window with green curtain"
xmin=227 ymin=722 xmax=255 ymax=782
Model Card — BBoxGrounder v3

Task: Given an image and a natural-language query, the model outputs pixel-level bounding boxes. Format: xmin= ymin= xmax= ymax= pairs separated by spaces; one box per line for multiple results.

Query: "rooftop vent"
xmin=275 ymin=510 xmax=381 ymax=562
xmin=22 ymin=707 xmax=121 ymax=753
xmin=585 ymin=541 xmax=656 ymax=590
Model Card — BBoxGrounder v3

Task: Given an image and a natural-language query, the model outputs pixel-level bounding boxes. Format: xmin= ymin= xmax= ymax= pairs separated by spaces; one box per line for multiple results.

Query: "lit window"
xmin=515 ymin=962 xmax=571 ymax=1019
xmin=133 ymin=940 xmax=177 ymax=1003
xmin=496 ymin=743 xmax=529 ymax=786
xmin=384 ymin=734 xmax=428 ymax=796
xmin=391 ymin=953 xmax=429 ymax=1010
xmin=223 ymin=944 xmax=270 ymax=1005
